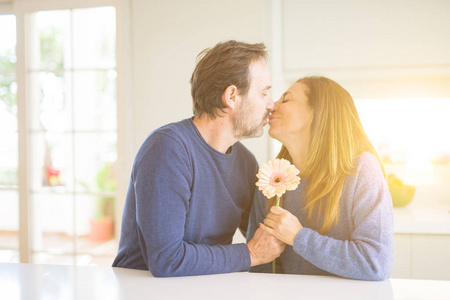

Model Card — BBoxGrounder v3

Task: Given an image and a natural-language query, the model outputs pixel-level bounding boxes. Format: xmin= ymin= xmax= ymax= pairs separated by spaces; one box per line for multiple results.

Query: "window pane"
xmin=355 ymin=98 xmax=450 ymax=170
xmin=0 ymin=15 xmax=17 ymax=187
xmin=74 ymin=133 xmax=117 ymax=192
xmin=31 ymin=10 xmax=71 ymax=71
xmin=30 ymin=132 xmax=73 ymax=192
xmin=29 ymin=71 xmax=72 ymax=132
xmin=0 ymin=15 xmax=18 ymax=259
xmin=73 ymin=7 xmax=116 ymax=69
xmin=0 ymin=124 xmax=18 ymax=186
xmin=355 ymin=98 xmax=450 ymax=206
xmin=73 ymin=70 xmax=116 ymax=131
xmin=0 ymin=72 xmax=16 ymax=109
xmin=0 ymin=15 xmax=16 ymax=73
xmin=0 ymin=191 xmax=19 ymax=252
xmin=31 ymin=193 xmax=74 ymax=254
xmin=74 ymin=133 xmax=117 ymax=256
xmin=29 ymin=7 xmax=117 ymax=265
xmin=75 ymin=195 xmax=116 ymax=255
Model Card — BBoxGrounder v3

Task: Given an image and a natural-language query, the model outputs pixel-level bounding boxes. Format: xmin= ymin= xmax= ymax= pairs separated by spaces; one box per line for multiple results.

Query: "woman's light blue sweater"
xmin=248 ymin=152 xmax=394 ymax=281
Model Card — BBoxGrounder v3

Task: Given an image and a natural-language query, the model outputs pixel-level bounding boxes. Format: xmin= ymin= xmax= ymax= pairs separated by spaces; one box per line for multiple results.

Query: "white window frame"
xmin=5 ymin=0 xmax=132 ymax=263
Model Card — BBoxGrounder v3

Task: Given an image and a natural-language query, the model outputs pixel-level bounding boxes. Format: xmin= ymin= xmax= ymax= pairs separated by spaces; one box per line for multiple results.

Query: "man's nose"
xmin=267 ymin=96 xmax=275 ymax=111
xmin=269 ymin=98 xmax=281 ymax=113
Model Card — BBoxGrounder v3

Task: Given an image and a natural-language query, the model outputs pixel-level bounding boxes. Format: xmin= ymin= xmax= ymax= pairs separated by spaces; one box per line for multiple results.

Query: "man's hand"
xmin=260 ymin=205 xmax=303 ymax=246
xmin=247 ymin=228 xmax=285 ymax=267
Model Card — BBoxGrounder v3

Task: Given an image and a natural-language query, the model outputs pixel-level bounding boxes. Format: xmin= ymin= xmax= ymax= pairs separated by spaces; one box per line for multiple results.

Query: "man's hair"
xmin=190 ymin=40 xmax=267 ymax=119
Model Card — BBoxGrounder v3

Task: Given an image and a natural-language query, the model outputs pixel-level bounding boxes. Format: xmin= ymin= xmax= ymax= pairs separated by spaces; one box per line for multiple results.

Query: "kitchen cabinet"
xmin=412 ymin=234 xmax=450 ymax=280
xmin=392 ymin=234 xmax=450 ymax=280
xmin=391 ymin=189 xmax=450 ymax=280
xmin=283 ymin=0 xmax=450 ymax=72
xmin=280 ymin=0 xmax=450 ymax=99
xmin=392 ymin=234 xmax=411 ymax=279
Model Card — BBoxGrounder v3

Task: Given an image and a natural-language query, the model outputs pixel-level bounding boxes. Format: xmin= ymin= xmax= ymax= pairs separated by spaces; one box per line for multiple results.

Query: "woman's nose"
xmin=271 ymin=100 xmax=280 ymax=112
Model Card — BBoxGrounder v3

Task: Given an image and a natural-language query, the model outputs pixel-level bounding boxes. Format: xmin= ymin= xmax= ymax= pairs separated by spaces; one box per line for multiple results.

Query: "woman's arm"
xmin=262 ymin=154 xmax=394 ymax=280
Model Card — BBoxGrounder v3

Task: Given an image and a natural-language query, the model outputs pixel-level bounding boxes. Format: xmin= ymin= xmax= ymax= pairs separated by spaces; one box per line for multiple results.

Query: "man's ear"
xmin=222 ymin=85 xmax=240 ymax=109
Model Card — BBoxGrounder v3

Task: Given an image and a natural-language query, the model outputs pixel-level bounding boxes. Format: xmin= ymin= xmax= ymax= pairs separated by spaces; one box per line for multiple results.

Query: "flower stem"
xmin=273 ymin=195 xmax=280 ymax=274
xmin=275 ymin=195 xmax=280 ymax=207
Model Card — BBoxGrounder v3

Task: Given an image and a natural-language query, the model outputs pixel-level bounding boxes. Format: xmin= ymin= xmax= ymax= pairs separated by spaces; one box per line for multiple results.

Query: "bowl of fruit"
xmin=387 ymin=174 xmax=416 ymax=207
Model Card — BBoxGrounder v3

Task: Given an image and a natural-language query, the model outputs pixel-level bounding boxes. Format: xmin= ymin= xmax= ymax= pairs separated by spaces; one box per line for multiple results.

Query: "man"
xmin=113 ymin=40 xmax=285 ymax=277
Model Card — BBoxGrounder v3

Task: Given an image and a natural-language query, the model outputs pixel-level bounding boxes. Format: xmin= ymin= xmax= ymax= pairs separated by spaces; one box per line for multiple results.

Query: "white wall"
xmin=130 ymin=0 xmax=271 ymax=161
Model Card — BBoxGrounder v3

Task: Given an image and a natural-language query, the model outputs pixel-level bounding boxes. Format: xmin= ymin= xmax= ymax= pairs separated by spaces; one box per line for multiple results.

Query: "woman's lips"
xmin=268 ymin=116 xmax=278 ymax=122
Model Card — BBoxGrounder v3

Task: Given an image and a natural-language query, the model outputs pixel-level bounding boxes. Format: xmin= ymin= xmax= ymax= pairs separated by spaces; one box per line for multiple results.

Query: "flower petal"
xmin=255 ymin=158 xmax=301 ymax=199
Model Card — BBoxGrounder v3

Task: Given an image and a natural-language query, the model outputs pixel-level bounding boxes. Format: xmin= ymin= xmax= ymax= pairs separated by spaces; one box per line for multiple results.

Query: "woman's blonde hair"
xmin=269 ymin=76 xmax=384 ymax=234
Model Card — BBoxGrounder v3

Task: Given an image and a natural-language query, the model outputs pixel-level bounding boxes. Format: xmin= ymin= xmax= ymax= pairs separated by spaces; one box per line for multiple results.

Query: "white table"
xmin=1 ymin=263 xmax=449 ymax=300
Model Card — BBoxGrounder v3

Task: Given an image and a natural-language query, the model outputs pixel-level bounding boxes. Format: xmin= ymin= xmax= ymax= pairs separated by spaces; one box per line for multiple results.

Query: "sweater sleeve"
xmin=239 ymin=162 xmax=259 ymax=237
xmin=133 ymin=133 xmax=251 ymax=277
xmin=292 ymin=154 xmax=394 ymax=281
xmin=247 ymin=188 xmax=273 ymax=273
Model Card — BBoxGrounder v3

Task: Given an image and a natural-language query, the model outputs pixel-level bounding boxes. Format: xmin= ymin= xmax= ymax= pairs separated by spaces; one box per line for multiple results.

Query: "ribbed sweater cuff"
xmin=237 ymin=243 xmax=252 ymax=271
xmin=293 ymin=227 xmax=315 ymax=256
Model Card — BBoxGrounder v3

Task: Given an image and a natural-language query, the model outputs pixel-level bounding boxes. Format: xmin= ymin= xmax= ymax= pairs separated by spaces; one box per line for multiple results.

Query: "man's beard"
xmin=233 ymin=102 xmax=268 ymax=139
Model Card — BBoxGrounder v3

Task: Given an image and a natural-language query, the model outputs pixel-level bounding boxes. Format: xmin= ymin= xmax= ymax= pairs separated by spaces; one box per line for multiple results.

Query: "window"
xmin=29 ymin=7 xmax=117 ymax=266
xmin=0 ymin=14 xmax=19 ymax=263
xmin=0 ymin=5 xmax=118 ymax=266
xmin=355 ymin=98 xmax=450 ymax=205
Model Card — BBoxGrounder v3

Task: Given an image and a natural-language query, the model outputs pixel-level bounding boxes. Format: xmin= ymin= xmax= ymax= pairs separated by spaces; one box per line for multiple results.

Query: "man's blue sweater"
xmin=113 ymin=118 xmax=257 ymax=277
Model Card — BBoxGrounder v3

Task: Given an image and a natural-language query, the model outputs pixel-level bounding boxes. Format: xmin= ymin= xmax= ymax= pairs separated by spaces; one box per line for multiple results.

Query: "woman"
xmin=247 ymin=76 xmax=394 ymax=281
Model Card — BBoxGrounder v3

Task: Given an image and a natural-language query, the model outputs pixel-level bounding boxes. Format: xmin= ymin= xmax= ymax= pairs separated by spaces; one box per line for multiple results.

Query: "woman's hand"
xmin=260 ymin=206 xmax=303 ymax=246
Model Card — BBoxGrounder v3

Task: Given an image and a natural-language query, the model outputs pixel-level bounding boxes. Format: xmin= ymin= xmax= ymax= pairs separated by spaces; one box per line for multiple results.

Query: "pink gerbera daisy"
xmin=256 ymin=158 xmax=301 ymax=199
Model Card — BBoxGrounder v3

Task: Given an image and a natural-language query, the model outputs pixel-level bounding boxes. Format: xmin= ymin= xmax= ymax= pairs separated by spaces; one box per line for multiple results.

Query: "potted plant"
xmin=89 ymin=162 xmax=116 ymax=242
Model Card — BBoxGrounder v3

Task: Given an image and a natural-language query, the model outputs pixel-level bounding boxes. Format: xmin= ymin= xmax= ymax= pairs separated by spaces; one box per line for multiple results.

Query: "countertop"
xmin=1 ymin=263 xmax=449 ymax=300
